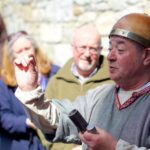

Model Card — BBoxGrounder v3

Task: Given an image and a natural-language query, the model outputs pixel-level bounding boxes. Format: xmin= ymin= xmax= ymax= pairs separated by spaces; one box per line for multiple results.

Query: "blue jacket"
xmin=0 ymin=80 xmax=46 ymax=150
xmin=40 ymin=64 xmax=60 ymax=92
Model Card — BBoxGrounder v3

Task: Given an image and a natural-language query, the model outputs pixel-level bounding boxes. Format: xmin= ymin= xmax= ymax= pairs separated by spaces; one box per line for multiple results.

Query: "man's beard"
xmin=78 ymin=60 xmax=94 ymax=71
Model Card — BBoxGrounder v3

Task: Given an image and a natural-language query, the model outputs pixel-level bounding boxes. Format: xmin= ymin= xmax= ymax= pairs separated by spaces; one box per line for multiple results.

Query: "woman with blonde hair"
xmin=2 ymin=30 xmax=60 ymax=91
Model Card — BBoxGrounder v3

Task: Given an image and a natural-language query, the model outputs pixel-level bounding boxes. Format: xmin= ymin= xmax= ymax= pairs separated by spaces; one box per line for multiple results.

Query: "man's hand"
xmin=14 ymin=55 xmax=38 ymax=91
xmin=26 ymin=118 xmax=37 ymax=130
xmin=79 ymin=127 xmax=117 ymax=150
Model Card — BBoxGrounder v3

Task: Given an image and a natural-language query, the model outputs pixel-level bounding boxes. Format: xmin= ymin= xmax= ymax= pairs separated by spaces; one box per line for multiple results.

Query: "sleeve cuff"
xmin=15 ymin=86 xmax=44 ymax=103
xmin=116 ymin=139 xmax=146 ymax=150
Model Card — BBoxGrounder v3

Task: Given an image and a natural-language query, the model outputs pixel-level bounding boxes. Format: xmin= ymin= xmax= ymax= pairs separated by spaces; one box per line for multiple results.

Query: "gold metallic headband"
xmin=109 ymin=28 xmax=150 ymax=47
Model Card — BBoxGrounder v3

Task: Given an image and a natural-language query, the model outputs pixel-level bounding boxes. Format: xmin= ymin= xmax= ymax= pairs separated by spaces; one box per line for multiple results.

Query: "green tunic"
xmin=45 ymin=55 xmax=112 ymax=149
xmin=45 ymin=55 xmax=112 ymax=101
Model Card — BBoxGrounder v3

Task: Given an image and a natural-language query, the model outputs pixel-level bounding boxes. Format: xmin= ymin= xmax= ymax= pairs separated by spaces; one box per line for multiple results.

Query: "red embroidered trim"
xmin=115 ymin=85 xmax=150 ymax=110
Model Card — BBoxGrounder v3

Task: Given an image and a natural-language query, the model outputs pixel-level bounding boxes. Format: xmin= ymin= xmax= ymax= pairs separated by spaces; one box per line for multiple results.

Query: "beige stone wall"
xmin=0 ymin=0 xmax=150 ymax=66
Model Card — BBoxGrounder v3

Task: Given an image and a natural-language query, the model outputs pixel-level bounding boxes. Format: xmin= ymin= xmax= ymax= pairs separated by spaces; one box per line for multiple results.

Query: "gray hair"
xmin=8 ymin=31 xmax=38 ymax=61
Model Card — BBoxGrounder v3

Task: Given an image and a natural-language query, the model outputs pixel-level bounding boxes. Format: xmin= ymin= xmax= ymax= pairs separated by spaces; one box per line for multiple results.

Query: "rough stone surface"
xmin=0 ymin=0 xmax=150 ymax=66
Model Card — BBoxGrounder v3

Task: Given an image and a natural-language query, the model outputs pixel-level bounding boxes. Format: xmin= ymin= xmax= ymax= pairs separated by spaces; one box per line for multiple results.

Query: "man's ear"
xmin=143 ymin=48 xmax=150 ymax=66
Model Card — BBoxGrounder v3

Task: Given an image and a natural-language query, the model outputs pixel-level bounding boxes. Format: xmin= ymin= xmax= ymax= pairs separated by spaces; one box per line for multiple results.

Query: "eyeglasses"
xmin=75 ymin=45 xmax=101 ymax=54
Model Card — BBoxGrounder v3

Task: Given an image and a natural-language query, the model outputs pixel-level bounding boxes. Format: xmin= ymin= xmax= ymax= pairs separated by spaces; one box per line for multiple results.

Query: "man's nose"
xmin=107 ymin=49 xmax=116 ymax=61
xmin=84 ymin=48 xmax=91 ymax=56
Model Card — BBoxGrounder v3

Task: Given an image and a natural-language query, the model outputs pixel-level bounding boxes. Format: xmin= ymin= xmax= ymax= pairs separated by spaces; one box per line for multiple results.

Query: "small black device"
xmin=68 ymin=109 xmax=97 ymax=133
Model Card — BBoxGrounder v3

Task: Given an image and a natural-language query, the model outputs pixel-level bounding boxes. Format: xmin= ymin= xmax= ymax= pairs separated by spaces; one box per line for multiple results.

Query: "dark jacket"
xmin=0 ymin=80 xmax=46 ymax=150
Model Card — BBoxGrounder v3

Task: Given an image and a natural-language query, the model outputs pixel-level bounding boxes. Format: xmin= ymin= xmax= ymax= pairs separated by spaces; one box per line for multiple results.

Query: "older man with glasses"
xmin=45 ymin=24 xmax=112 ymax=101
xmin=44 ymin=24 xmax=112 ymax=150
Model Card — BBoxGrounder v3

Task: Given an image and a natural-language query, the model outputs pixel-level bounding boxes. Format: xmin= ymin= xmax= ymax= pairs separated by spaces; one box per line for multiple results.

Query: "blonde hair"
xmin=1 ymin=41 xmax=17 ymax=87
xmin=36 ymin=46 xmax=51 ymax=75
xmin=0 ymin=13 xmax=8 ymax=73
